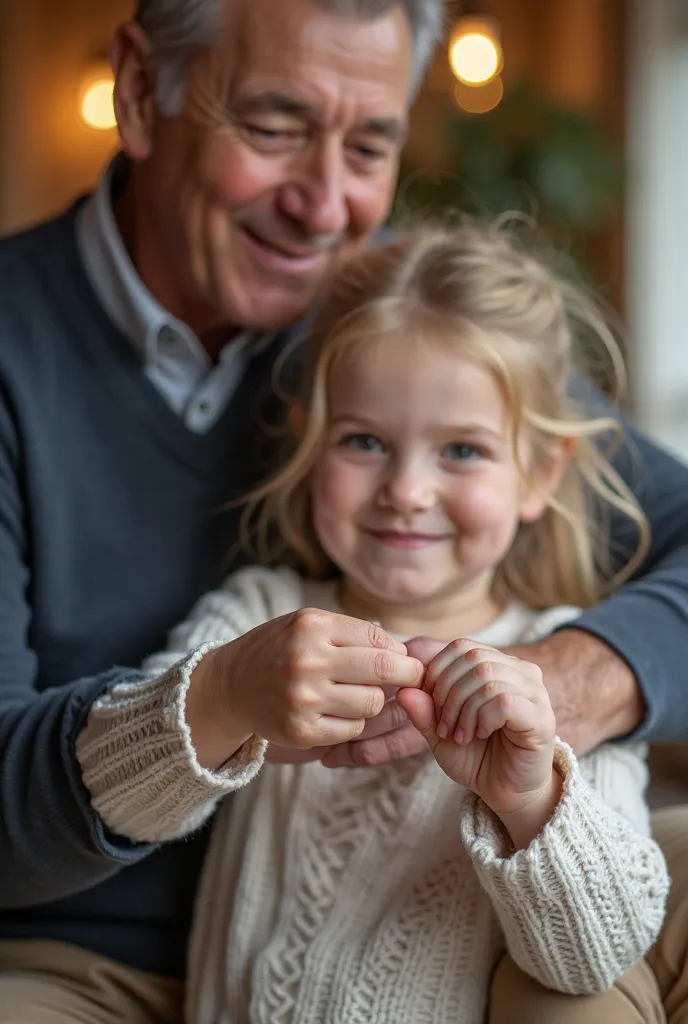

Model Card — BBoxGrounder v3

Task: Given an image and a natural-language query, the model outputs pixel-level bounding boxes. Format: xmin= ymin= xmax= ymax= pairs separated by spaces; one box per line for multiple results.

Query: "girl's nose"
xmin=379 ymin=461 xmax=436 ymax=513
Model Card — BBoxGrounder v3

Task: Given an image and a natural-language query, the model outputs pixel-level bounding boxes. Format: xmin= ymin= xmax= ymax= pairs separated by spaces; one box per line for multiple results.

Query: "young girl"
xmin=78 ymin=220 xmax=669 ymax=1024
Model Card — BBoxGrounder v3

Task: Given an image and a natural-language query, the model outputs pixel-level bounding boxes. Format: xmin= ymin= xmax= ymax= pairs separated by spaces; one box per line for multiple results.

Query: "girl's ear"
xmin=288 ymin=404 xmax=305 ymax=438
xmin=519 ymin=436 xmax=574 ymax=524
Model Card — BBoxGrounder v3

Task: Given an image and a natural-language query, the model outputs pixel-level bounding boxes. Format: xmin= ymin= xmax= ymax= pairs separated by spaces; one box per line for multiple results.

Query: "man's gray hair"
xmin=135 ymin=0 xmax=445 ymax=115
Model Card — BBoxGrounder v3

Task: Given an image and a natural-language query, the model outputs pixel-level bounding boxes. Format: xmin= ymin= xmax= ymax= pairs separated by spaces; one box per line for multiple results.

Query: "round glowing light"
xmin=454 ymin=76 xmax=504 ymax=115
xmin=449 ymin=18 xmax=503 ymax=87
xmin=81 ymin=78 xmax=116 ymax=131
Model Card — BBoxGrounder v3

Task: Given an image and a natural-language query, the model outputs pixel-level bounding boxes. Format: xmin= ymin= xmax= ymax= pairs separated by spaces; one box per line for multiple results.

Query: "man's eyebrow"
xmin=231 ymin=91 xmax=407 ymax=142
xmin=361 ymin=117 xmax=408 ymax=144
xmin=232 ymin=91 xmax=319 ymax=119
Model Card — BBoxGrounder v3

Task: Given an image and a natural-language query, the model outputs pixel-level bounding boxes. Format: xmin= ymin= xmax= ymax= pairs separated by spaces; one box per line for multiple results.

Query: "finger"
xmin=265 ymin=744 xmax=332 ymax=764
xmin=330 ymin=647 xmax=424 ymax=688
xmin=474 ymin=692 xmax=543 ymax=741
xmin=323 ymin=683 xmax=386 ymax=720
xmin=298 ymin=609 xmax=408 ymax=656
xmin=321 ymin=721 xmax=427 ymax=768
xmin=424 ymin=640 xmax=508 ymax=695
xmin=437 ymin=666 xmax=539 ymax=743
xmin=312 ymin=716 xmax=368 ymax=746
xmin=355 ymin=697 xmax=409 ymax=739
xmin=395 ymin=688 xmax=436 ymax=739
xmin=431 ymin=650 xmax=524 ymax=718
xmin=459 ymin=670 xmax=549 ymax=745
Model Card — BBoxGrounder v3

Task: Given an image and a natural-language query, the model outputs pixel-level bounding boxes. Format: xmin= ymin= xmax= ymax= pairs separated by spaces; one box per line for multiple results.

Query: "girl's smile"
xmin=309 ymin=334 xmax=556 ymax=639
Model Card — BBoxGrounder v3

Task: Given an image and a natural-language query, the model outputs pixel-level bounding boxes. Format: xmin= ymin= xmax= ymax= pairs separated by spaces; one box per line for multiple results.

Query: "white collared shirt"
xmin=77 ymin=157 xmax=272 ymax=434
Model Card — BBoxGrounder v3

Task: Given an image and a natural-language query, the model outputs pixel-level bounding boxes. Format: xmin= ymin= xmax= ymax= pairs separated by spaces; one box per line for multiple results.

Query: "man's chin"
xmin=232 ymin=286 xmax=322 ymax=332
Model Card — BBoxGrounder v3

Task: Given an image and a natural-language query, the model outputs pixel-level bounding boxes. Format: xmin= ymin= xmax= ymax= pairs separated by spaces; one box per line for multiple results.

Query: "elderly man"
xmin=0 ymin=0 xmax=687 ymax=1020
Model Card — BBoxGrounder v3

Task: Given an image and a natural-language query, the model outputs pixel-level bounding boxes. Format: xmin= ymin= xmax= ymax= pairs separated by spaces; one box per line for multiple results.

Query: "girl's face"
xmin=310 ymin=334 xmax=558 ymax=632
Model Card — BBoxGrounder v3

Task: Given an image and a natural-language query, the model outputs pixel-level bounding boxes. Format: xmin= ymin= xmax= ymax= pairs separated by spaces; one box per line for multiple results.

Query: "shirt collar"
xmin=76 ymin=154 xmax=270 ymax=368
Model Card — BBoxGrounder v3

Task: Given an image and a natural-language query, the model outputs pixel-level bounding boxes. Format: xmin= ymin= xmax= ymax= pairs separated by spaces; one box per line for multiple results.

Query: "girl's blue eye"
xmin=341 ymin=433 xmax=385 ymax=453
xmin=443 ymin=442 xmax=480 ymax=461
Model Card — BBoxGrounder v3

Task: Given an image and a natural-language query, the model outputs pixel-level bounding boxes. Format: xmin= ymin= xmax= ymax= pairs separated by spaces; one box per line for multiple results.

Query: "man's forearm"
xmin=570 ymin=378 xmax=688 ymax=743
xmin=507 ymin=628 xmax=646 ymax=755
xmin=0 ymin=667 xmax=157 ymax=909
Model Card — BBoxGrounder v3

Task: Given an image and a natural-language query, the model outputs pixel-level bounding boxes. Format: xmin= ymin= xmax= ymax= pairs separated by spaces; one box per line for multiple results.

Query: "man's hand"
xmin=506 ymin=628 xmax=645 ymax=754
xmin=186 ymin=610 xmax=425 ymax=770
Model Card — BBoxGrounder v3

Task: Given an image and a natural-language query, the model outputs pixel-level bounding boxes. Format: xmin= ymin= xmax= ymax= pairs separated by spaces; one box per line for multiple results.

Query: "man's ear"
xmin=288 ymin=404 xmax=305 ymax=438
xmin=519 ymin=436 xmax=574 ymax=524
xmin=111 ymin=22 xmax=157 ymax=161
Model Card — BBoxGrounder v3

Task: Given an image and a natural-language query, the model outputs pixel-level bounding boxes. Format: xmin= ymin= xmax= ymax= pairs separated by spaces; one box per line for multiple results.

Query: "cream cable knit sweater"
xmin=77 ymin=567 xmax=669 ymax=1024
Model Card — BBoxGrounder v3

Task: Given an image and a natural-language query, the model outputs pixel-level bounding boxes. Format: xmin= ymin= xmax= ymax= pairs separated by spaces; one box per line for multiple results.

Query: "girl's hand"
xmin=396 ymin=639 xmax=561 ymax=848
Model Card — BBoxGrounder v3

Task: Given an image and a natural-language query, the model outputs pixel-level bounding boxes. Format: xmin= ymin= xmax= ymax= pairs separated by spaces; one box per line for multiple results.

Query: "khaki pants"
xmin=0 ymin=942 xmax=184 ymax=1023
xmin=489 ymin=806 xmax=688 ymax=1024
xmin=1 ymin=807 xmax=687 ymax=1024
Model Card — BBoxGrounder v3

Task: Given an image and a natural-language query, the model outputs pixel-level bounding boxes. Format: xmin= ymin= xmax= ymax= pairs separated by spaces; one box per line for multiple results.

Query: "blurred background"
xmin=0 ymin=0 xmax=686 ymax=462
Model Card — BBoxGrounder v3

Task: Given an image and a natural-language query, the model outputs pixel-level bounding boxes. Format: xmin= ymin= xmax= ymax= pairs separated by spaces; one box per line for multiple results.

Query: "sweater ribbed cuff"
xmin=460 ymin=740 xmax=668 ymax=994
xmin=76 ymin=642 xmax=267 ymax=843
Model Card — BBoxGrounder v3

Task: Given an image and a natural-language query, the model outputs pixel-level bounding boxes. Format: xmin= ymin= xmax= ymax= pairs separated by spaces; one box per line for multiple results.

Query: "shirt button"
xmin=198 ymin=400 xmax=212 ymax=415
xmin=159 ymin=325 xmax=175 ymax=346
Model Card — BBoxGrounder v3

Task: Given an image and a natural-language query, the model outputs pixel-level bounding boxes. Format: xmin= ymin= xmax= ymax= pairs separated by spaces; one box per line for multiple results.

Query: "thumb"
xmin=396 ymin=688 xmax=436 ymax=739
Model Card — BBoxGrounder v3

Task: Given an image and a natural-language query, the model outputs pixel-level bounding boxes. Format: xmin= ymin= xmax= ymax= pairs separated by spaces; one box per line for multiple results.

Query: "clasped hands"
xmin=188 ymin=609 xmax=559 ymax=839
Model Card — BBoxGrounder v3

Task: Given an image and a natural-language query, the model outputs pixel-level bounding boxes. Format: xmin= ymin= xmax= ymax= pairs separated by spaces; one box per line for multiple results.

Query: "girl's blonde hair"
xmin=242 ymin=217 xmax=650 ymax=611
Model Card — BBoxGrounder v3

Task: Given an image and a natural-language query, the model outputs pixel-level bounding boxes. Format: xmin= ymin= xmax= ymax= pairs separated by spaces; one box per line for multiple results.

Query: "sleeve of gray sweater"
xmin=564 ymin=380 xmax=688 ymax=741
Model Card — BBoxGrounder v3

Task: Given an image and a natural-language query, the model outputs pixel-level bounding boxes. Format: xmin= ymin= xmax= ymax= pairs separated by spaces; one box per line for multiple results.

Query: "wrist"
xmin=495 ymin=768 xmax=564 ymax=851
xmin=185 ymin=645 xmax=253 ymax=771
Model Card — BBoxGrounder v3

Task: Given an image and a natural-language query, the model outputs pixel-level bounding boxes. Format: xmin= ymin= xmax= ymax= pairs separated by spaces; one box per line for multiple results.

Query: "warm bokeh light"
xmin=454 ymin=76 xmax=504 ymax=115
xmin=449 ymin=18 xmax=503 ymax=87
xmin=81 ymin=77 xmax=116 ymax=131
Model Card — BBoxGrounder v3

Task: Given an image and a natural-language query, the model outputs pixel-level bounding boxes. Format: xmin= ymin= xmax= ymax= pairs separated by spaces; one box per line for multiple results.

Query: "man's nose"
xmin=278 ymin=139 xmax=349 ymax=241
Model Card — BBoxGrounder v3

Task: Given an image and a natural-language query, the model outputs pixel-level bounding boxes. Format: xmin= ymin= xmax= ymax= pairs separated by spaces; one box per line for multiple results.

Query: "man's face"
xmin=128 ymin=0 xmax=413 ymax=334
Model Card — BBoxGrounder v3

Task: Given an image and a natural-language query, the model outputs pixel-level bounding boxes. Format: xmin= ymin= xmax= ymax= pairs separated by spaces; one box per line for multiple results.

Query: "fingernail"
xmin=454 ymin=727 xmax=465 ymax=745
xmin=437 ymin=720 xmax=449 ymax=739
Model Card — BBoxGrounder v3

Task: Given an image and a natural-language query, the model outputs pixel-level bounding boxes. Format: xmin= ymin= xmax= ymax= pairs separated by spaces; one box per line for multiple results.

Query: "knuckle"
xmin=528 ymin=663 xmax=544 ymax=686
xmin=475 ymin=660 xmax=494 ymax=680
xmin=368 ymin=622 xmax=390 ymax=649
xmin=387 ymin=729 xmax=414 ymax=761
xmin=480 ymin=679 xmax=496 ymax=700
xmin=348 ymin=719 xmax=366 ymax=741
xmin=449 ymin=638 xmax=471 ymax=653
xmin=284 ymin=715 xmax=314 ymax=748
xmin=388 ymin=701 xmax=409 ymax=728
xmin=365 ymin=687 xmax=386 ymax=718
xmin=290 ymin=607 xmax=324 ymax=637
xmin=496 ymin=693 xmax=513 ymax=714
xmin=285 ymin=682 xmax=315 ymax=713
xmin=372 ymin=651 xmax=396 ymax=682
xmin=355 ymin=743 xmax=382 ymax=768
xmin=283 ymin=644 xmax=321 ymax=681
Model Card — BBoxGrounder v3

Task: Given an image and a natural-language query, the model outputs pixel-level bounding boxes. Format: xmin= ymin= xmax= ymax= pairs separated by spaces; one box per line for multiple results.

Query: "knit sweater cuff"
xmin=76 ymin=642 xmax=267 ymax=843
xmin=460 ymin=740 xmax=668 ymax=993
